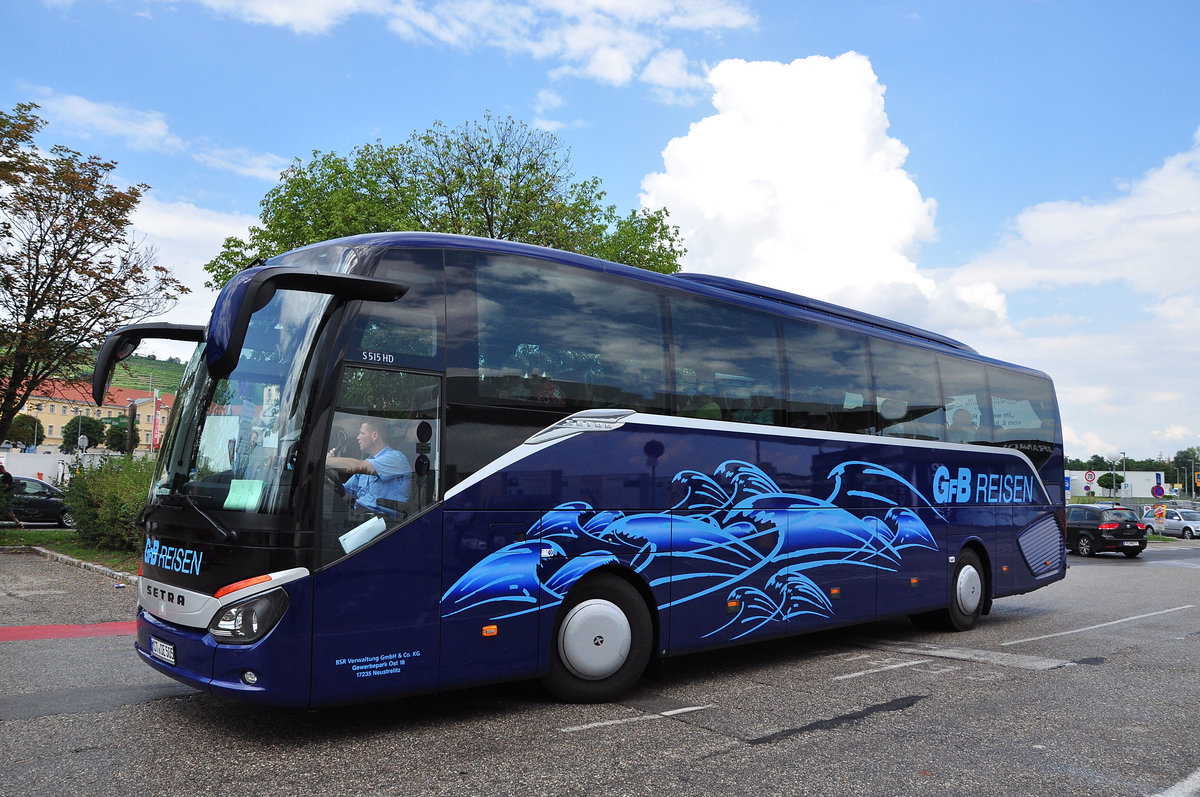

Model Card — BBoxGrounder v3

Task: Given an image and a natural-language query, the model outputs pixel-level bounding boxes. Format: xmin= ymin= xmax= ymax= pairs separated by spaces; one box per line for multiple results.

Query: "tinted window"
xmin=670 ymin=296 xmax=782 ymax=424
xmin=1102 ymin=509 xmax=1138 ymax=523
xmin=870 ymin=339 xmax=943 ymax=440
xmin=988 ymin=367 xmax=1057 ymax=442
xmin=938 ymin=355 xmax=992 ymax=444
xmin=455 ymin=252 xmax=667 ymax=413
xmin=784 ymin=320 xmax=874 ymax=434
xmin=350 ymin=247 xmax=446 ymax=367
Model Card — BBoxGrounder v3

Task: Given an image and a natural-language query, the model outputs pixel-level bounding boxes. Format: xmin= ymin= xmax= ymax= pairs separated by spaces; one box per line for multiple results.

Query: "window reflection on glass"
xmin=471 ymin=255 xmax=667 ymax=412
xmin=670 ymin=296 xmax=782 ymax=424
xmin=785 ymin=319 xmax=874 ymax=434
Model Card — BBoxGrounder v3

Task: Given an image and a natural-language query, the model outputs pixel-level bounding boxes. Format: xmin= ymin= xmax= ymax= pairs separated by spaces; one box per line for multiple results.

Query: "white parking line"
xmin=1153 ymin=766 xmax=1200 ymax=797
xmin=1001 ymin=605 xmax=1196 ymax=646
xmin=856 ymin=640 xmax=1072 ymax=670
xmin=833 ymin=658 xmax=932 ymax=680
xmin=559 ymin=704 xmax=713 ymax=733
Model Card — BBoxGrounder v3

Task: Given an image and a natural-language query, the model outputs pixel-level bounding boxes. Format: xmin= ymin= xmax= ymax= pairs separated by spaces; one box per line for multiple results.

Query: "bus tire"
xmin=544 ymin=573 xmax=652 ymax=703
xmin=913 ymin=549 xmax=985 ymax=632
xmin=946 ymin=549 xmax=985 ymax=631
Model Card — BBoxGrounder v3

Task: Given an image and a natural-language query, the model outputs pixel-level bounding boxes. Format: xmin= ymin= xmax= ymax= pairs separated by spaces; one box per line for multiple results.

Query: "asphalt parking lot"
xmin=3 ymin=542 xmax=1200 ymax=797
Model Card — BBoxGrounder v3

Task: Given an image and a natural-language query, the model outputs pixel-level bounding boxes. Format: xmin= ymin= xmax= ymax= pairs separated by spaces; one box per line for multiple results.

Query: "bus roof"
xmin=279 ymin=231 xmax=986 ymax=359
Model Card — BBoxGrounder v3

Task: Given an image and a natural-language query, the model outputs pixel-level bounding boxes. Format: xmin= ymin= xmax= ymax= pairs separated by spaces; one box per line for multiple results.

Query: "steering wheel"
xmin=324 ymin=468 xmax=346 ymax=497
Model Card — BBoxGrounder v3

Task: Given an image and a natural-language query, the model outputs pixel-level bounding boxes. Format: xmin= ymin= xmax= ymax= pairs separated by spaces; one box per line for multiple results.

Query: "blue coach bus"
xmin=93 ymin=232 xmax=1066 ymax=707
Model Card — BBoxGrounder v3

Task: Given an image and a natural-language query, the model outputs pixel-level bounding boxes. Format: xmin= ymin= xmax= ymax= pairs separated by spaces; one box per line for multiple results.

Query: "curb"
xmin=1 ymin=545 xmax=139 ymax=585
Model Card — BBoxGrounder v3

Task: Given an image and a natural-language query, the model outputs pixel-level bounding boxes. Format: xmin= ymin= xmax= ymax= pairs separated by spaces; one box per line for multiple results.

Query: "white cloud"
xmin=130 ymin=196 xmax=259 ymax=358
xmin=30 ymin=88 xmax=289 ymax=182
xmin=640 ymin=54 xmax=1001 ymax=338
xmin=955 ymin=127 xmax=1200 ymax=297
xmin=639 ymin=54 xmax=1200 ymax=459
xmin=189 ymin=0 xmax=391 ymax=34
xmin=956 ymin=128 xmax=1200 ymax=459
xmin=35 ymin=92 xmax=185 ymax=153
xmin=183 ymin=0 xmax=752 ymax=102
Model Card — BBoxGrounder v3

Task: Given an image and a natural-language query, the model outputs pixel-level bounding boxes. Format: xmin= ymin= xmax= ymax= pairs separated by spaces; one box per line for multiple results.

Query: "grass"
xmin=0 ymin=526 xmax=140 ymax=575
xmin=107 ymin=353 xmax=187 ymax=394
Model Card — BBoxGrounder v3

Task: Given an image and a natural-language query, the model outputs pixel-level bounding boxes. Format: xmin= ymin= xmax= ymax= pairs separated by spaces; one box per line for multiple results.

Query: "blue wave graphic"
xmin=441 ymin=459 xmax=940 ymax=639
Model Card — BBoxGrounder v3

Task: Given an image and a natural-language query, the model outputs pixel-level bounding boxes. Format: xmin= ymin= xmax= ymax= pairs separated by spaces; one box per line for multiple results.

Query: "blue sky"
xmin=4 ymin=1 xmax=1200 ymax=466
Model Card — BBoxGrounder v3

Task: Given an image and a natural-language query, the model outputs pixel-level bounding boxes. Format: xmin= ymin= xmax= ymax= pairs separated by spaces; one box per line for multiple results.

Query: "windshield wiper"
xmin=177 ymin=492 xmax=239 ymax=543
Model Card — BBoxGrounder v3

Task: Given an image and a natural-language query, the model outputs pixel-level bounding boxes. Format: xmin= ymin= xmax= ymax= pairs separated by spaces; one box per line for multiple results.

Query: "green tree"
xmin=1174 ymin=447 xmax=1200 ymax=491
xmin=60 ymin=415 xmax=105 ymax=454
xmin=103 ymin=414 xmax=139 ymax=453
xmin=8 ymin=413 xmax=44 ymax=447
xmin=0 ymin=103 xmax=189 ymax=446
xmin=205 ymin=113 xmax=685 ymax=287
xmin=1096 ymin=471 xmax=1124 ymax=495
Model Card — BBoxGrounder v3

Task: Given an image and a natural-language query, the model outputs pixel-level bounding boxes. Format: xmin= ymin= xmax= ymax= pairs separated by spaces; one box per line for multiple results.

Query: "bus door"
xmin=310 ymin=368 xmax=444 ymax=705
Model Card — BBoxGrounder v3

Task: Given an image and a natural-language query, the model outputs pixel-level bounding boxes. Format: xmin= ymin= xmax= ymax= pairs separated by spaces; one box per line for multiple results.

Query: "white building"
xmin=1066 ymin=470 xmax=1170 ymax=501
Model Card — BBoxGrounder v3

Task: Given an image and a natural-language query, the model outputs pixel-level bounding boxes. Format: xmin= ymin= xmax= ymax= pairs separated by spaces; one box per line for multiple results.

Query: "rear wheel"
xmin=1075 ymin=534 xmax=1095 ymax=557
xmin=544 ymin=573 xmax=652 ymax=703
xmin=911 ymin=549 xmax=984 ymax=632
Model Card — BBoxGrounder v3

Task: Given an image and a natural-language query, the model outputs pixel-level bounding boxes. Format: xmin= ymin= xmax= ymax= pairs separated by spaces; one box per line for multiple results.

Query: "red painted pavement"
xmin=0 ymin=621 xmax=137 ymax=641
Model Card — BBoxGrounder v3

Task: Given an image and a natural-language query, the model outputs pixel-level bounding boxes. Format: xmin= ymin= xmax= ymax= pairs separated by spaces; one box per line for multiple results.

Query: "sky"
xmin=4 ymin=0 xmax=1200 ymax=465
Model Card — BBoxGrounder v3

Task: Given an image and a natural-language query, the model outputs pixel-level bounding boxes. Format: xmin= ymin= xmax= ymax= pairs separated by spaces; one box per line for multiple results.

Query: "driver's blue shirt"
xmin=343 ymin=445 xmax=411 ymax=515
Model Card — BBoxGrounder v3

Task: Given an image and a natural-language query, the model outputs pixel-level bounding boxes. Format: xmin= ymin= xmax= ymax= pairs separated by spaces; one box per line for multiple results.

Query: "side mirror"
xmin=93 ymin=323 xmax=205 ymax=406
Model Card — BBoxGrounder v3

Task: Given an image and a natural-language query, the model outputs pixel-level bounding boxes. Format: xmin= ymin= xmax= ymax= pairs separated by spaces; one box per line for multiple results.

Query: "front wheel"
xmin=1184 ymin=528 xmax=1195 ymax=540
xmin=544 ymin=573 xmax=652 ymax=703
xmin=59 ymin=511 xmax=74 ymax=528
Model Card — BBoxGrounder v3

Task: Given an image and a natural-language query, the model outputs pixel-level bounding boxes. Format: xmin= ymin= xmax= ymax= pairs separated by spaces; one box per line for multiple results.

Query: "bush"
xmin=63 ymin=455 xmax=156 ymax=551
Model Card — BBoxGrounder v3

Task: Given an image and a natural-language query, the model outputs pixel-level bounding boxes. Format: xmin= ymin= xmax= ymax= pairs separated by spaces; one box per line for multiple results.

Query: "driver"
xmin=326 ymin=418 xmax=411 ymax=517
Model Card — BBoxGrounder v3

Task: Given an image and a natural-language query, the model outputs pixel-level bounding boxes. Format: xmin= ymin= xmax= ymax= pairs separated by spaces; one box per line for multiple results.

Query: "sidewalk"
xmin=0 ymin=549 xmax=139 ymax=629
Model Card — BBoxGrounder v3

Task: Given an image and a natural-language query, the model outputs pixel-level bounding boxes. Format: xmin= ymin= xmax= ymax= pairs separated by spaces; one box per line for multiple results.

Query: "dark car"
xmin=1065 ymin=504 xmax=1146 ymax=557
xmin=11 ymin=476 xmax=73 ymax=527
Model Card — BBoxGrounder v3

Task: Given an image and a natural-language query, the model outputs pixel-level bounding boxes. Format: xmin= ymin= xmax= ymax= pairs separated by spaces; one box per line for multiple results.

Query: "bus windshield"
xmin=153 ymin=287 xmax=334 ymax=515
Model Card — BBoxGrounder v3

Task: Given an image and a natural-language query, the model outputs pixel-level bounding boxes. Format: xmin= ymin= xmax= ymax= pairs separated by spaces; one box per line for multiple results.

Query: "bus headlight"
xmin=208 ymin=588 xmax=289 ymax=644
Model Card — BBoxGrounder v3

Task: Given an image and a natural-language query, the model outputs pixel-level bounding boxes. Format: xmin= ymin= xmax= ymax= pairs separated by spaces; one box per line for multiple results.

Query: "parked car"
xmin=1142 ymin=506 xmax=1200 ymax=539
xmin=11 ymin=476 xmax=73 ymax=527
xmin=1065 ymin=504 xmax=1146 ymax=557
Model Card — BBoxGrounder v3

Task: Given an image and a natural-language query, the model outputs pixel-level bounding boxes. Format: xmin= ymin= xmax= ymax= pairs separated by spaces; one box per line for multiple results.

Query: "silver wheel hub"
xmin=559 ymin=599 xmax=631 ymax=680
xmin=955 ymin=565 xmax=982 ymax=614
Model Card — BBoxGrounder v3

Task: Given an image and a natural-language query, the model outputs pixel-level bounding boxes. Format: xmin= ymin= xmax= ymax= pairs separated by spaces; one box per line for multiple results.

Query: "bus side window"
xmin=669 ymin=296 xmax=782 ymax=424
xmin=785 ymin=319 xmax=873 ymax=434
xmin=467 ymin=253 xmax=668 ymax=414
xmin=939 ymin=354 xmax=992 ymax=444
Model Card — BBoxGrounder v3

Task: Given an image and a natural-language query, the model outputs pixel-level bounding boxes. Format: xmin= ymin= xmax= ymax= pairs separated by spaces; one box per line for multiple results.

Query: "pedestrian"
xmin=0 ymin=463 xmax=22 ymax=528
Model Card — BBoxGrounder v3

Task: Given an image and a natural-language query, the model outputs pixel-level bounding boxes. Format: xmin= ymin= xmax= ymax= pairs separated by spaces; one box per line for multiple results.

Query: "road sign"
xmin=1085 ymin=471 xmax=1096 ymax=483
xmin=1152 ymin=485 xmax=1165 ymax=498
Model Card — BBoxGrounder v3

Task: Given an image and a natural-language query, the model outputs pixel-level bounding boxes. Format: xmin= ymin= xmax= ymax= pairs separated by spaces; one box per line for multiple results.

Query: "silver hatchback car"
xmin=1142 ymin=506 xmax=1200 ymax=539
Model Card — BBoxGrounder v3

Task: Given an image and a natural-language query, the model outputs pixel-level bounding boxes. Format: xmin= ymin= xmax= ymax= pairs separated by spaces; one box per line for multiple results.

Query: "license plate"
xmin=1122 ymin=541 xmax=1140 ymax=548
xmin=150 ymin=636 xmax=176 ymax=666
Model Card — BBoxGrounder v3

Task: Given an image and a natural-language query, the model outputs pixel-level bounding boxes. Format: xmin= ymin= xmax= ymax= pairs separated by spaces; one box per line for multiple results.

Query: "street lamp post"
xmin=1120 ymin=452 xmax=1126 ymax=502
